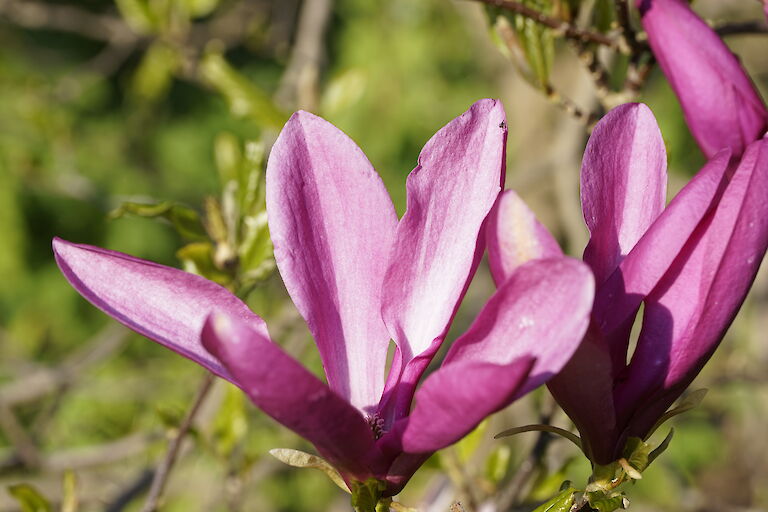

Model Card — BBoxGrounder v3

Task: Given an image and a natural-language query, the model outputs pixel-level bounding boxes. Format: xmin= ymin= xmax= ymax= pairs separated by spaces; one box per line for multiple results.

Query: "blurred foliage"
xmin=0 ymin=0 xmax=767 ymax=511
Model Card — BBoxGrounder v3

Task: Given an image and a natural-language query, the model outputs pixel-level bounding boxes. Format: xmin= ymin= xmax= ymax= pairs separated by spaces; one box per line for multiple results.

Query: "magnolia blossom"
xmin=637 ymin=0 xmax=768 ymax=158
xmin=488 ymin=103 xmax=768 ymax=464
xmin=54 ymin=100 xmax=594 ymax=496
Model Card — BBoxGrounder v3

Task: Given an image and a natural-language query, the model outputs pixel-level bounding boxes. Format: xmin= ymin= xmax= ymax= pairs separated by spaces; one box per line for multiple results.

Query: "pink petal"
xmin=593 ymin=149 xmax=732 ymax=344
xmin=444 ymin=257 xmax=594 ymax=399
xmin=52 ymin=238 xmax=265 ymax=383
xmin=396 ymin=357 xmax=534 ymax=454
xmin=616 ymin=137 xmax=768 ymax=439
xmin=581 ymin=103 xmax=667 ymax=286
xmin=266 ymin=111 xmax=398 ymax=412
xmin=639 ymin=0 xmax=768 ymax=158
xmin=379 ymin=99 xmax=507 ymax=420
xmin=201 ymin=312 xmax=380 ymax=479
xmin=486 ymin=190 xmax=562 ymax=285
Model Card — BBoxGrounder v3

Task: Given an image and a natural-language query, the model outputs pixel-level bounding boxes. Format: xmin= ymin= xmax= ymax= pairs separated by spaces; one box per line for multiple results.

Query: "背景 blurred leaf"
xmin=110 ymin=200 xmax=208 ymax=242
xmin=199 ymin=50 xmax=288 ymax=129
xmin=7 ymin=484 xmax=51 ymax=512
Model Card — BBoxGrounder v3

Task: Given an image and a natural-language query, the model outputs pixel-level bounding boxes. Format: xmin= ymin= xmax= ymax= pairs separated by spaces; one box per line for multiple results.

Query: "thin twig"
xmin=0 ymin=324 xmax=128 ymax=407
xmin=275 ymin=0 xmax=334 ymax=111
xmin=0 ymin=404 xmax=41 ymax=469
xmin=470 ymin=0 xmax=620 ymax=49
xmin=613 ymin=0 xmax=640 ymax=55
xmin=140 ymin=373 xmax=216 ymax=512
xmin=715 ymin=20 xmax=768 ymax=37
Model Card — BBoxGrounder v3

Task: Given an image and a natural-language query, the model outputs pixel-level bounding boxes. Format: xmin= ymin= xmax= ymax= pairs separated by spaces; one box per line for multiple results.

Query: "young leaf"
xmin=199 ymin=51 xmax=288 ymax=129
xmin=110 ymin=201 xmax=207 ymax=242
xmin=494 ymin=423 xmax=583 ymax=452
xmin=647 ymin=428 xmax=675 ymax=467
xmin=269 ymin=448 xmax=350 ymax=493
xmin=646 ymin=389 xmax=707 ymax=439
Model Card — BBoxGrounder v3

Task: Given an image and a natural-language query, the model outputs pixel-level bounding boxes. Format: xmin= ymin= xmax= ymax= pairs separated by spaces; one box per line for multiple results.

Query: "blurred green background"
xmin=1 ymin=0 xmax=767 ymax=510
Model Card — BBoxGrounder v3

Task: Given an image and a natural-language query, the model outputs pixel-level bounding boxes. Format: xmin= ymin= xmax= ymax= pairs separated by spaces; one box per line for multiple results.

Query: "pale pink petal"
xmin=486 ymin=190 xmax=562 ymax=285
xmin=581 ymin=103 xmax=667 ymax=285
xmin=615 ymin=137 xmax=768 ymax=439
xmin=52 ymin=238 xmax=265 ymax=383
xmin=378 ymin=99 xmax=507 ymax=421
xmin=266 ymin=111 xmax=398 ymax=412
xmin=396 ymin=357 xmax=534 ymax=454
xmin=638 ymin=0 xmax=768 ymax=158
xmin=201 ymin=312 xmax=381 ymax=479
xmin=444 ymin=257 xmax=594 ymax=398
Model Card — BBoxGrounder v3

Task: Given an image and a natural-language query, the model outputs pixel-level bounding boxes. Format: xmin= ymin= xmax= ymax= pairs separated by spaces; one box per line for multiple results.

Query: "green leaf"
xmin=211 ymin=386 xmax=248 ymax=459
xmin=130 ymin=42 xmax=180 ymax=103
xmin=647 ymin=389 xmax=707 ymax=438
xmin=530 ymin=486 xmax=577 ymax=512
xmin=487 ymin=1 xmax=555 ymax=90
xmin=485 ymin=444 xmax=511 ymax=484
xmin=110 ymin=200 xmax=207 ymax=242
xmin=593 ymin=0 xmax=615 ymax=33
xmin=494 ymin=423 xmax=583 ymax=452
xmin=455 ymin=419 xmax=487 ymax=463
xmin=7 ymin=484 xmax=51 ymax=512
xmin=199 ymin=51 xmax=288 ymax=129
xmin=115 ymin=0 xmax=156 ymax=34
xmin=647 ymin=428 xmax=675 ymax=467
xmin=269 ymin=448 xmax=351 ymax=493
xmin=214 ymin=132 xmax=242 ymax=186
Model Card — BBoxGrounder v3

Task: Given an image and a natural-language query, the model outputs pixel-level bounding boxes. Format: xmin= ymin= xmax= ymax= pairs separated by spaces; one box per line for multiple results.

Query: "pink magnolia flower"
xmin=54 ymin=100 xmax=594 ymax=496
xmin=488 ymin=103 xmax=768 ymax=465
xmin=637 ymin=0 xmax=768 ymax=158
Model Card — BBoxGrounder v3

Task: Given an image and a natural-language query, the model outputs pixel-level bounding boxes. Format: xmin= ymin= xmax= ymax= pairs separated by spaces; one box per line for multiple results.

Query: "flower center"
xmin=367 ymin=413 xmax=386 ymax=440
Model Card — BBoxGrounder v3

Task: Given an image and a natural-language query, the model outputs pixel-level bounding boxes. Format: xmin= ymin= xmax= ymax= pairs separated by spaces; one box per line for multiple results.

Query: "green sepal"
xmin=585 ymin=490 xmax=629 ymax=512
xmin=530 ymin=485 xmax=577 ymax=512
xmin=647 ymin=428 xmax=674 ymax=467
xmin=350 ymin=479 xmax=387 ymax=512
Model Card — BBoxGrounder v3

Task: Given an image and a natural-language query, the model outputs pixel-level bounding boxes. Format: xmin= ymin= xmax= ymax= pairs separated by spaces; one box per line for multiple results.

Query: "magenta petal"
xmin=547 ymin=328 xmax=619 ymax=464
xmin=382 ymin=99 xmax=506 ymax=362
xmin=397 ymin=357 xmax=534 ymax=454
xmin=639 ymin=0 xmax=768 ymax=158
xmin=593 ymin=149 xmax=732 ymax=340
xmin=486 ymin=190 xmax=562 ymax=285
xmin=201 ymin=312 xmax=379 ymax=478
xmin=266 ymin=111 xmax=398 ymax=412
xmin=616 ymin=138 xmax=768 ymax=438
xmin=581 ymin=103 xmax=667 ymax=285
xmin=52 ymin=238 xmax=266 ymax=383
xmin=444 ymin=257 xmax=594 ymax=399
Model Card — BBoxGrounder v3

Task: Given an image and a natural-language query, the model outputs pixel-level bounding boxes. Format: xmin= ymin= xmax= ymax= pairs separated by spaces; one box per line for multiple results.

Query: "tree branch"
xmin=139 ymin=373 xmax=216 ymax=512
xmin=470 ymin=0 xmax=620 ymax=49
xmin=715 ymin=20 xmax=768 ymax=37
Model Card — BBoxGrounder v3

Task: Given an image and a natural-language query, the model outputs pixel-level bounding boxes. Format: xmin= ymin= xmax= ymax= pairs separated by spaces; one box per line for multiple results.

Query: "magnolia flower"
xmin=637 ymin=0 xmax=768 ymax=158
xmin=488 ymin=103 xmax=768 ymax=465
xmin=54 ymin=100 xmax=594 ymax=499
